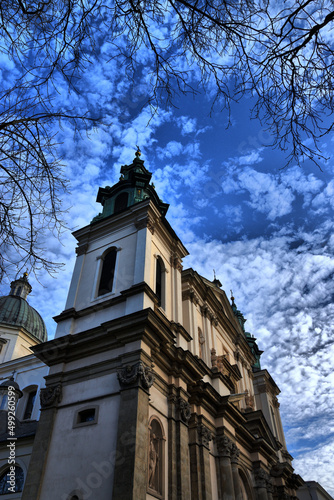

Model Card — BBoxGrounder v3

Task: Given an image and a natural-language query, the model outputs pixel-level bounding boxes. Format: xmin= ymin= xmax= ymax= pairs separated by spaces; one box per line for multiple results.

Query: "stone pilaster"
xmin=254 ymin=466 xmax=269 ymax=500
xmin=231 ymin=444 xmax=242 ymax=500
xmin=216 ymin=432 xmax=235 ymax=500
xmin=189 ymin=418 xmax=213 ymax=500
xmin=112 ymin=361 xmax=154 ymax=500
xmin=267 ymin=476 xmax=274 ymax=500
xmin=22 ymin=384 xmax=62 ymax=500
xmin=168 ymin=388 xmax=192 ymax=499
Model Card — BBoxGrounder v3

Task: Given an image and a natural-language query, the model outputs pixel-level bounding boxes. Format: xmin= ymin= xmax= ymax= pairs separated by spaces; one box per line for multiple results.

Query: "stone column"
xmin=168 ymin=388 xmax=192 ymax=500
xmin=22 ymin=384 xmax=62 ymax=500
xmin=216 ymin=433 xmax=235 ymax=500
xmin=189 ymin=419 xmax=213 ymax=500
xmin=113 ymin=360 xmax=155 ymax=500
xmin=170 ymin=254 xmax=183 ymax=323
xmin=134 ymin=218 xmax=154 ymax=285
xmin=231 ymin=444 xmax=242 ymax=500
xmin=267 ymin=476 xmax=274 ymax=500
xmin=254 ymin=467 xmax=269 ymax=500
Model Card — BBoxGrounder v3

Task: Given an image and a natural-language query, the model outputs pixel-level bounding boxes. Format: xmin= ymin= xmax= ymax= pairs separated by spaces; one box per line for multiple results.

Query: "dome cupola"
xmin=91 ymin=148 xmax=169 ymax=224
xmin=0 ymin=274 xmax=47 ymax=343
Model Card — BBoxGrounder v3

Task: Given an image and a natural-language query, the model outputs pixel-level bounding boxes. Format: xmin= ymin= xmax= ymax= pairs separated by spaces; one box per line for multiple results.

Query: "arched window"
xmin=238 ymin=468 xmax=254 ymax=500
xmin=0 ymin=466 xmax=24 ymax=494
xmin=148 ymin=417 xmax=165 ymax=497
xmin=23 ymin=389 xmax=37 ymax=420
xmin=0 ymin=395 xmax=8 ymax=411
xmin=155 ymin=257 xmax=165 ymax=309
xmin=114 ymin=192 xmax=128 ymax=213
xmin=98 ymin=248 xmax=117 ymax=296
xmin=17 ymin=385 xmax=38 ymax=421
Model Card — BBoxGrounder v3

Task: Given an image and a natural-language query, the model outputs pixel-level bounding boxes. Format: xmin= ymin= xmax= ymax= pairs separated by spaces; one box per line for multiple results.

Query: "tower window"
xmin=114 ymin=192 xmax=128 ymax=213
xmin=0 ymin=395 xmax=8 ymax=411
xmin=98 ymin=249 xmax=117 ymax=296
xmin=155 ymin=257 xmax=165 ymax=309
xmin=23 ymin=389 xmax=37 ymax=420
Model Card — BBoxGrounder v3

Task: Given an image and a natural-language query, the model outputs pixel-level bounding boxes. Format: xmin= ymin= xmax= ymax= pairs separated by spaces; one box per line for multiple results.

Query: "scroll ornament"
xmin=117 ymin=361 xmax=155 ymax=389
xmin=198 ymin=424 xmax=213 ymax=447
xmin=177 ymin=397 xmax=191 ymax=422
xmin=216 ymin=435 xmax=233 ymax=457
xmin=40 ymin=384 xmax=62 ymax=409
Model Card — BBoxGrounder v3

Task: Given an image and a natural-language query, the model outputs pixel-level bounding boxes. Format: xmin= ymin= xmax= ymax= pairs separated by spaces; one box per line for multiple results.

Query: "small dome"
xmin=0 ymin=275 xmax=47 ymax=343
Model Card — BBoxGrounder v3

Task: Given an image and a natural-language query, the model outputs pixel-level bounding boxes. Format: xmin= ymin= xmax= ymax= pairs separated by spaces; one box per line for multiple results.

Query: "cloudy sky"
xmin=1 ymin=6 xmax=334 ymax=496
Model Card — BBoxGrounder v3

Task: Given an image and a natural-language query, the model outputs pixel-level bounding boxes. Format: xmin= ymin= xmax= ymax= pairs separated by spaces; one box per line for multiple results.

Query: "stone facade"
xmin=0 ymin=153 xmax=317 ymax=500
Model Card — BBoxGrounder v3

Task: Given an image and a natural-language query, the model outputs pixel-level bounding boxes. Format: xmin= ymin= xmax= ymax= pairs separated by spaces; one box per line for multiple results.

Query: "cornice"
xmin=253 ymin=369 xmax=281 ymax=395
xmin=35 ymin=308 xmax=175 ymax=365
xmin=53 ymin=282 xmax=158 ymax=324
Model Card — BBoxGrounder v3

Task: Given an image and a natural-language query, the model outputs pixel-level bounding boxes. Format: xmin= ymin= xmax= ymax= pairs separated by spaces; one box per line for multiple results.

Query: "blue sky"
xmin=1 ymin=11 xmax=334 ymax=496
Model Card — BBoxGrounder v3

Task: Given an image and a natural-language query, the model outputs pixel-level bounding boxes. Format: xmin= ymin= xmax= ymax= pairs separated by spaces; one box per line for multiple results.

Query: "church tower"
xmin=55 ymin=149 xmax=187 ymax=339
xmin=22 ymin=152 xmax=303 ymax=500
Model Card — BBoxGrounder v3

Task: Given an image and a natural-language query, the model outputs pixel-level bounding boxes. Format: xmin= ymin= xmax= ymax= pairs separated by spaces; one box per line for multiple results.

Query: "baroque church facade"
xmin=0 ymin=151 xmax=315 ymax=499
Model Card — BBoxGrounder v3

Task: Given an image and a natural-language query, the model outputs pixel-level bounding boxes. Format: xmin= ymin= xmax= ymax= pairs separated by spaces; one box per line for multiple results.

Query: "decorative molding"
xmin=40 ymin=384 xmax=62 ymax=409
xmin=182 ymin=288 xmax=200 ymax=305
xmin=212 ymin=315 xmax=219 ymax=327
xmin=230 ymin=443 xmax=240 ymax=463
xmin=168 ymin=394 xmax=191 ymax=423
xmin=272 ymin=396 xmax=280 ymax=408
xmin=257 ymin=382 xmax=269 ymax=394
xmin=201 ymin=304 xmax=209 ymax=317
xmin=75 ymin=243 xmax=88 ymax=256
xmin=177 ymin=397 xmax=191 ymax=423
xmin=117 ymin=361 xmax=155 ymax=389
xmin=170 ymin=254 xmax=183 ymax=272
xmin=197 ymin=424 xmax=212 ymax=447
xmin=135 ymin=215 xmax=156 ymax=233
xmin=254 ymin=467 xmax=269 ymax=489
xmin=216 ymin=435 xmax=233 ymax=457
xmin=167 ymin=394 xmax=178 ymax=405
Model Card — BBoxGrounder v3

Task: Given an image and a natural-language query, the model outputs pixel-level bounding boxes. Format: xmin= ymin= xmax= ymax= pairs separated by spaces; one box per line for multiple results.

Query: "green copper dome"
xmin=0 ymin=274 xmax=47 ymax=343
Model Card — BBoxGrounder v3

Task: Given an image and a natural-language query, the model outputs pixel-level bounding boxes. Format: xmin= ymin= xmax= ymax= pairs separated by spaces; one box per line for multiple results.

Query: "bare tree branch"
xmin=1 ymin=0 xmax=334 ymax=282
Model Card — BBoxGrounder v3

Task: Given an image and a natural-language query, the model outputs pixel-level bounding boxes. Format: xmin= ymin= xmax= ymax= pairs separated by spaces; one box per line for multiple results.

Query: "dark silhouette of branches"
xmin=0 ymin=96 xmax=70 ymax=282
xmin=1 ymin=0 xmax=334 ymax=281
